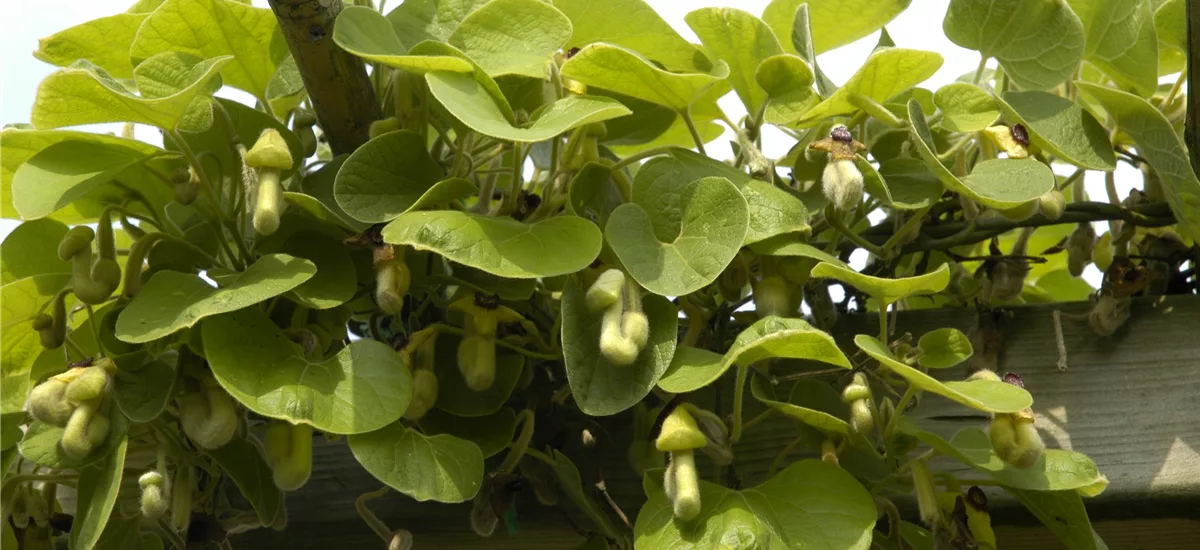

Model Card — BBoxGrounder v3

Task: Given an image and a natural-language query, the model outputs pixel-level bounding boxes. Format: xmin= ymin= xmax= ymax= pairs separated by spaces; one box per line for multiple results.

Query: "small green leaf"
xmin=554 ymin=0 xmax=710 ymax=73
xmin=447 ymin=0 xmax=571 ymax=79
xmin=12 ymin=140 xmax=159 ymax=220
xmin=755 ymin=54 xmax=819 ymax=125
xmin=203 ymin=307 xmax=411 ymax=434
xmin=385 ymin=0 xmax=490 ymax=49
xmin=635 ymin=459 xmax=876 ymax=549
xmin=855 ymin=334 xmax=1032 ymax=413
xmin=788 ymin=4 xmax=838 ymax=97
xmin=71 ymin=436 xmax=127 ymax=550
xmin=133 ymin=52 xmax=224 ymax=133
xmin=561 ymin=278 xmax=678 ymax=416
xmin=1076 ymin=82 xmax=1200 ymax=242
xmin=299 ymin=157 xmax=371 ymax=232
xmin=606 ymin=177 xmax=748 ymax=296
xmin=1067 ymin=0 xmax=1159 ymax=97
xmin=685 ymin=8 xmax=783 ymax=115
xmin=995 ymin=91 xmax=1116 ymax=170
xmin=1006 ymin=488 xmax=1102 ymax=550
xmin=334 ymin=131 xmax=446 ymax=223
xmin=266 ymin=56 xmax=306 ymax=116
xmin=763 ymin=0 xmax=912 ymax=55
xmin=426 ymin=71 xmax=632 ymax=142
xmin=2 ymin=275 xmax=72 ymax=414
xmin=333 ymin=7 xmax=474 ymax=74
xmin=34 ymin=12 xmax=149 ymax=79
xmin=877 ymin=158 xmax=945 ymax=210
xmin=0 ymin=219 xmax=70 ymax=284
xmin=116 ymin=254 xmax=316 ymax=343
xmin=917 ymin=328 xmax=973 ymax=369
xmin=130 ymin=0 xmax=288 ymax=99
xmin=431 ymin=334 xmax=523 ymax=417
xmin=19 ymin=407 xmax=129 ymax=469
xmin=751 ymin=377 xmax=852 ymax=436
xmin=31 ymin=57 xmax=230 ymax=131
xmin=908 ymin=99 xmax=1055 ymax=209
xmin=933 ymin=83 xmax=999 ymax=132
xmin=419 ymin=408 xmax=516 ymax=458
xmin=114 ymin=357 xmax=177 ymax=423
xmin=383 ymin=211 xmax=602 ymax=279
xmin=659 ymin=316 xmax=850 ymax=394
xmin=943 ymin=0 xmax=1085 ymax=90
xmin=908 ymin=427 xmax=1104 ymax=491
xmin=207 ymin=436 xmax=284 ymax=526
xmin=348 ymin=422 xmax=484 ymax=503
xmin=561 ymin=44 xmax=730 ymax=112
xmin=795 ymin=48 xmax=943 ymax=126
xmin=812 ymin=262 xmax=949 ymax=304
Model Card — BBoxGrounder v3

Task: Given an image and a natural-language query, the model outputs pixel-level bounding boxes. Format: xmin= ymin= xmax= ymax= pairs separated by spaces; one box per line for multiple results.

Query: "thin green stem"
xmin=154 ymin=519 xmax=187 ymax=550
xmin=166 ymin=131 xmax=244 ymax=270
xmin=610 ymin=146 xmax=677 ymax=172
xmin=499 ymin=409 xmax=535 ymax=473
xmin=1163 ymin=69 xmax=1188 ymax=111
xmin=432 ymin=324 xmax=561 ymax=360
xmin=730 ymin=365 xmax=748 ymax=443
xmin=355 ymin=486 xmax=394 ymax=543
xmin=85 ymin=305 xmax=105 ymax=357
xmin=936 ymin=134 xmax=975 ymax=162
xmin=680 ymin=108 xmax=707 ymax=155
xmin=739 ymin=409 xmax=776 ymax=434
xmin=972 ymin=55 xmax=989 ymax=86
xmin=878 ymin=301 xmax=890 ymax=343
xmin=824 ymin=205 xmax=883 ymax=257
xmin=880 ymin=207 xmax=931 ymax=255
xmin=884 ymin=387 xmax=916 ymax=451
xmin=767 ymin=436 xmax=805 ymax=478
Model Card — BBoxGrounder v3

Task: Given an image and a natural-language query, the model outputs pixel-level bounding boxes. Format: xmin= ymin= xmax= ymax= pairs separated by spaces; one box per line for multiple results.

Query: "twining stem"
xmin=1162 ymin=69 xmax=1187 ymax=111
xmin=355 ymin=486 xmax=393 ymax=543
xmin=883 ymin=387 xmax=916 ymax=453
xmin=431 ymin=323 xmax=560 ymax=360
xmin=155 ymin=519 xmax=188 ymax=550
xmin=499 ymin=410 xmax=535 ymax=474
xmin=936 ymin=134 xmax=975 ymax=162
xmin=878 ymin=301 xmax=891 ymax=343
xmin=680 ymin=108 xmax=707 ymax=155
xmin=767 ymin=435 xmax=805 ymax=478
xmin=730 ymin=365 xmax=748 ymax=443
xmin=86 ymin=305 xmax=104 ymax=357
xmin=166 ymin=131 xmax=246 ymax=270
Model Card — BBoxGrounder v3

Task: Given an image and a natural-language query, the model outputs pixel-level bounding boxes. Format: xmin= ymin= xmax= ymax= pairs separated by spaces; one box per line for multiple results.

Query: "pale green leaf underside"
xmin=115 ymin=253 xmax=316 ymax=343
xmin=561 ymin=279 xmax=678 ymax=416
xmin=334 ymin=7 xmax=475 ymax=74
xmin=383 ymin=211 xmax=602 ymax=278
xmin=748 ymin=237 xmax=848 ymax=267
xmin=685 ymin=7 xmax=783 ymax=115
xmin=751 ymin=377 xmax=852 ymax=436
xmin=554 ymin=0 xmax=710 ymax=73
xmin=0 ymin=219 xmax=70 ymax=284
xmin=658 ymin=316 xmax=850 ymax=393
xmin=916 ymin=327 xmax=974 ymax=369
xmin=204 ymin=307 xmax=412 ymax=434
xmin=12 ymin=139 xmax=157 ymax=220
xmin=796 ymin=48 xmax=943 ymax=126
xmin=812 ymin=262 xmax=950 ymax=304
xmin=70 ymin=437 xmax=128 ymax=550
xmin=348 ymin=423 xmax=484 ymax=503
xmin=755 ymin=53 xmax=819 ymax=125
xmin=943 ymin=0 xmax=1085 ymax=90
xmin=561 ymin=43 xmax=730 ymax=112
xmin=207 ymin=437 xmax=283 ymax=526
xmin=133 ymin=51 xmax=222 ymax=133
xmin=606 ymin=177 xmax=748 ymax=296
xmin=933 ymin=82 xmax=999 ymax=132
xmin=34 ymin=12 xmax=148 ymax=79
xmin=763 ymin=0 xmax=912 ymax=55
xmin=995 ymin=91 xmax=1116 ymax=170
xmin=446 ymin=0 xmax=572 ymax=79
xmin=385 ymin=0 xmax=491 ymax=49
xmin=856 ymin=335 xmax=1033 ymax=413
xmin=1067 ymin=0 xmax=1158 ymax=97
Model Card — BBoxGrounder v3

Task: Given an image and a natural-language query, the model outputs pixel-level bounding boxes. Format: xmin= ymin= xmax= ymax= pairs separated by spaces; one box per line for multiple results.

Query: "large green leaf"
xmin=812 ymin=262 xmax=950 ymax=304
xmin=561 ymin=44 xmax=730 ymax=112
xmin=751 ymin=377 xmax=853 ymax=437
xmin=606 ymin=177 xmax=748 ymax=296
xmin=71 ymin=437 xmax=127 ymax=550
xmin=383 ymin=211 xmax=602 ymax=278
xmin=446 ymin=0 xmax=571 ymax=79
xmin=31 ymin=57 xmax=230 ymax=131
xmin=855 ymin=335 xmax=1032 ymax=413
xmin=207 ymin=436 xmax=284 ymax=526
xmin=1077 ymin=82 xmax=1200 ymax=242
xmin=203 ymin=307 xmax=411 ymax=434
xmin=933 ymin=83 xmax=999 ymax=132
xmin=1067 ymin=0 xmax=1158 ymax=97
xmin=553 ymin=0 xmax=710 ymax=73
xmin=994 ymin=91 xmax=1116 ymax=170
xmin=113 ymin=357 xmax=177 ymax=423
xmin=0 ymin=219 xmax=70 ymax=284
xmin=749 ymin=237 xmax=848 ymax=266
xmin=794 ymin=48 xmax=943 ymax=126
xmin=348 ymin=423 xmax=484 ymax=503
xmin=943 ymin=0 xmax=1085 ymax=90
xmin=1005 ymin=488 xmax=1102 ymax=550
xmin=426 ymin=71 xmax=632 ymax=142
xmin=906 ymin=427 xmax=1104 ymax=491
xmin=276 ymin=232 xmax=357 ymax=310
xmin=561 ymin=278 xmax=677 ymax=416
xmin=763 ymin=0 xmax=912 ymax=55
xmin=908 ymin=99 xmax=1055 ymax=209
xmin=34 ymin=12 xmax=149 ymax=79
xmin=334 ymin=7 xmax=474 ymax=74
xmin=385 ymin=0 xmax=490 ymax=49
xmin=633 ymin=148 xmax=809 ymax=245
xmin=130 ymin=0 xmax=288 ymax=99
xmin=19 ymin=407 xmax=129 ymax=469
xmin=12 ymin=140 xmax=160 ymax=220
xmin=419 ymin=408 xmax=516 ymax=458
xmin=755 ymin=54 xmax=819 ymax=125
xmin=635 ymin=460 xmax=875 ymax=549
xmin=431 ymin=334 xmax=524 ymax=417
xmin=1154 ymin=0 xmax=1186 ymax=53
xmin=876 ymin=158 xmax=946 ymax=210
xmin=334 ymin=131 xmax=447 ymax=223
xmin=659 ymin=316 xmax=850 ymax=394
xmin=116 ymin=254 xmax=316 ymax=343
xmin=685 ymin=8 xmax=783 ymax=115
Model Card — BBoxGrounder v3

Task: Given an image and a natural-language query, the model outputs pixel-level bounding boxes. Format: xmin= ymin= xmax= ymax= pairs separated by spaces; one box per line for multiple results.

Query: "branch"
xmin=267 ymin=0 xmax=380 ymax=155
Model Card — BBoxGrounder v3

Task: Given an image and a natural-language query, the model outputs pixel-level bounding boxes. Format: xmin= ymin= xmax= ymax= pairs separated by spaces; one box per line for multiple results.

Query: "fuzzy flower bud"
xmin=139 ymin=471 xmax=169 ymax=519
xmin=988 ymin=409 xmax=1044 ymax=468
xmin=822 ymin=159 xmax=864 ymax=212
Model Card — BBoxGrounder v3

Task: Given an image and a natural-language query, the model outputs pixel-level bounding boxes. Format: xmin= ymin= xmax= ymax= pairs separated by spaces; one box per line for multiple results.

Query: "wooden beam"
xmin=267 ymin=0 xmax=380 ymax=155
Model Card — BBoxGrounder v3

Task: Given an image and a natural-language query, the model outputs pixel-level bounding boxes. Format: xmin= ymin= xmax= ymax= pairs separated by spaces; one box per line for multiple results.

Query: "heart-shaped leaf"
xmin=419 ymin=408 xmax=516 ymax=458
xmin=203 ymin=307 xmax=411 ymax=434
xmin=385 ymin=0 xmax=491 ymax=49
xmin=606 ymin=177 xmax=748 ymax=296
xmin=1067 ymin=0 xmax=1158 ymax=97
xmin=995 ymin=91 xmax=1116 ymax=170
xmin=659 ymin=316 xmax=850 ymax=393
xmin=856 ymin=334 xmax=1032 ymax=413
xmin=1077 ymin=82 xmax=1200 ymax=242
xmin=32 ymin=57 xmax=230 ymax=131
xmin=876 ymin=158 xmax=945 ymax=210
xmin=447 ymin=0 xmax=571 ymax=79
xmin=686 ymin=8 xmax=783 ymax=115
xmin=1005 ymin=488 xmax=1101 ymax=550
xmin=207 ymin=436 xmax=284 ymax=526
xmin=1 ymin=219 xmax=70 ymax=284
xmin=555 ymin=0 xmax=710 ymax=73
xmin=561 ymin=43 xmax=730 ymax=112
xmin=431 ymin=334 xmax=524 ymax=417
xmin=812 ymin=262 xmax=950 ymax=304
xmin=795 ymin=48 xmax=943 ymax=126
xmin=756 ymin=54 xmax=819 ymax=125
xmin=904 ymin=426 xmax=1104 ymax=491
xmin=933 ymin=83 xmax=999 ymax=132
xmin=71 ymin=436 xmax=127 ymax=550
xmin=561 ymin=278 xmax=678 ymax=416
xmin=130 ymin=0 xmax=288 ymax=99
xmin=19 ymin=406 xmax=129 ymax=469
xmin=12 ymin=140 xmax=160 ymax=220
xmin=334 ymin=7 xmax=475 ymax=74
xmin=134 ymin=51 xmax=224 ymax=133
xmin=348 ymin=423 xmax=484 ymax=503
xmin=908 ymin=99 xmax=1055 ymax=209
xmin=916 ymin=327 xmax=973 ymax=369
xmin=751 ymin=377 xmax=853 ymax=437
xmin=383 ymin=211 xmax=602 ymax=278
xmin=333 ymin=131 xmax=447 ymax=223
xmin=114 ymin=357 xmax=177 ymax=423
xmin=635 ymin=459 xmax=876 ymax=549
xmin=943 ymin=0 xmax=1085 ymax=90
xmin=34 ymin=11 xmax=149 ymax=79
xmin=764 ymin=0 xmax=912 ymax=55
xmin=116 ymin=254 xmax=316 ymax=343
xmin=275 ymin=232 xmax=357 ymax=310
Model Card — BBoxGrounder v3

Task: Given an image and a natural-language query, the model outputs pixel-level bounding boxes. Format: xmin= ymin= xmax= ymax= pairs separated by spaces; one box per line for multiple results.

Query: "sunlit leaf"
xmin=334 ymin=7 xmax=475 ymax=74
xmin=561 ymin=43 xmax=730 ymax=112
xmin=916 ymin=327 xmax=973 ymax=369
xmin=446 ymin=0 xmax=572 ymax=79
xmin=933 ymin=82 xmax=999 ymax=132
xmin=750 ymin=377 xmax=853 ymax=437
xmin=904 ymin=427 xmax=1105 ymax=491
xmin=763 ymin=0 xmax=912 ymax=55
xmin=0 ymin=219 xmax=70 ymax=284
xmin=554 ymin=0 xmax=711 ymax=73
xmin=686 ymin=8 xmax=783 ymax=115
xmin=34 ymin=12 xmax=149 ymax=79
xmin=812 ymin=262 xmax=950 ymax=304
xmin=994 ymin=91 xmax=1116 ymax=170
xmin=1066 ymin=0 xmax=1158 ymax=97
xmin=1006 ymin=488 xmax=1102 ymax=550
xmin=795 ymin=48 xmax=942 ymax=126
xmin=943 ymin=0 xmax=1085 ymax=90
xmin=12 ymin=140 xmax=161 ymax=220
xmin=349 ymin=423 xmax=484 ymax=502
xmin=71 ymin=437 xmax=128 ymax=550
xmin=755 ymin=54 xmax=818 ymax=125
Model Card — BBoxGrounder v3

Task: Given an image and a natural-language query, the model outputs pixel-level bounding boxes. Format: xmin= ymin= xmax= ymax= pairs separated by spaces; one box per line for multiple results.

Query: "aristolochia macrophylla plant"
xmin=0 ymin=0 xmax=1192 ymax=548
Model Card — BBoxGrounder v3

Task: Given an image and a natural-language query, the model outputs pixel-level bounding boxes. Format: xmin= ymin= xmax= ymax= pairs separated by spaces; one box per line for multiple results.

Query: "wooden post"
xmin=267 ymin=0 xmax=380 ymax=156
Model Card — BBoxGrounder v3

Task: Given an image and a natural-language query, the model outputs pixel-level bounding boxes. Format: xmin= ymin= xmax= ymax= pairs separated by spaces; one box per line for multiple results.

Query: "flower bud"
xmin=842 ymin=373 xmax=875 ymax=435
xmin=177 ymin=387 xmax=238 ymax=450
xmin=664 ymin=450 xmax=701 ymax=521
xmin=139 ymin=471 xmax=169 ymax=519
xmin=369 ymin=118 xmax=403 ymax=139
xmin=586 ymin=269 xmax=625 ymax=312
xmin=64 ymin=366 xmax=109 ymax=405
xmin=910 ymin=460 xmax=939 ymax=526
xmin=599 ymin=303 xmax=638 ymax=366
xmin=967 ymin=369 xmax=1001 ymax=382
xmin=403 ymin=369 xmax=438 ymax=421
xmin=822 ymin=158 xmax=864 ymax=212
xmin=264 ymin=420 xmax=313 ymax=491
xmin=754 ymin=275 xmax=791 ymax=318
xmin=375 ymin=258 xmax=410 ymax=315
xmin=171 ymin=465 xmax=193 ymax=533
xmin=1038 ymin=190 xmax=1065 ymax=221
xmin=621 ymin=311 xmax=650 ymax=350
xmin=457 ymin=334 xmax=496 ymax=391
xmin=28 ymin=378 xmax=74 ymax=427
xmin=245 ymin=130 xmax=293 ymax=236
xmin=61 ymin=403 xmax=109 ymax=458
xmin=988 ymin=409 xmax=1044 ymax=468
xmin=1067 ymin=223 xmax=1097 ymax=277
